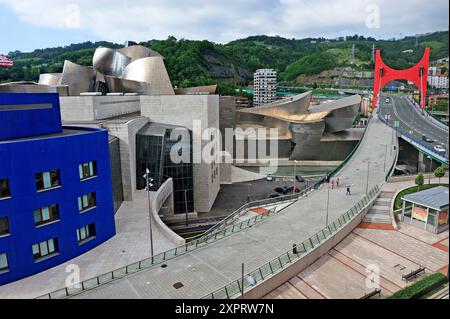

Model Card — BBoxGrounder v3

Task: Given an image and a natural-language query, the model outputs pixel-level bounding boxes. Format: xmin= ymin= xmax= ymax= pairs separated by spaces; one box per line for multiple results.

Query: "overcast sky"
xmin=0 ymin=0 xmax=448 ymax=53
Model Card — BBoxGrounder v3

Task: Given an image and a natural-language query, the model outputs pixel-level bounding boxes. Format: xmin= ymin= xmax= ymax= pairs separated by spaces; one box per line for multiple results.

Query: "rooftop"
xmin=403 ymin=186 xmax=449 ymax=211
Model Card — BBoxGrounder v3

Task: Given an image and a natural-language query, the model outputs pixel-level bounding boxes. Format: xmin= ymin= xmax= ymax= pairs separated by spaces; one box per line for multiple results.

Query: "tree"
xmin=415 ymin=173 xmax=424 ymax=191
xmin=434 ymin=167 xmax=445 ymax=184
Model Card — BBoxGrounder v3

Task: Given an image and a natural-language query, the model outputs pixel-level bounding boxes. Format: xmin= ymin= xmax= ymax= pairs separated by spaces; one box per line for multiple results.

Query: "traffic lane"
xmin=393 ymin=97 xmax=447 ymax=145
xmin=391 ymin=97 xmax=447 ymax=147
xmin=380 ymin=97 xmax=442 ymax=151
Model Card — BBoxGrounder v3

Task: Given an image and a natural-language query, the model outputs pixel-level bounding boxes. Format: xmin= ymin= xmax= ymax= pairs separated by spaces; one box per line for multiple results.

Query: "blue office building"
xmin=0 ymin=93 xmax=116 ymax=285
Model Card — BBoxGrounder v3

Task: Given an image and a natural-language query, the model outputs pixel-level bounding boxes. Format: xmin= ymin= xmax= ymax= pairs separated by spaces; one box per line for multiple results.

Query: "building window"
xmin=76 ymin=223 xmax=96 ymax=244
xmin=35 ymin=170 xmax=61 ymax=191
xmin=79 ymin=161 xmax=97 ymax=180
xmin=0 ymin=179 xmax=11 ymax=199
xmin=33 ymin=204 xmax=60 ymax=227
xmin=0 ymin=217 xmax=10 ymax=236
xmin=77 ymin=192 xmax=96 ymax=212
xmin=0 ymin=253 xmax=8 ymax=272
xmin=32 ymin=238 xmax=58 ymax=260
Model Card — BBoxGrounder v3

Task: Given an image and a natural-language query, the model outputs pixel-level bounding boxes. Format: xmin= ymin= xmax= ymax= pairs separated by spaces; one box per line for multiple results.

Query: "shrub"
xmin=434 ymin=167 xmax=446 ymax=183
xmin=388 ymin=273 xmax=447 ymax=299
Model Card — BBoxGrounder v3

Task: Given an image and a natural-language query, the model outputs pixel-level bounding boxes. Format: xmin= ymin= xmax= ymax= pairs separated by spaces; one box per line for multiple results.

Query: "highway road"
xmin=379 ymin=95 xmax=449 ymax=153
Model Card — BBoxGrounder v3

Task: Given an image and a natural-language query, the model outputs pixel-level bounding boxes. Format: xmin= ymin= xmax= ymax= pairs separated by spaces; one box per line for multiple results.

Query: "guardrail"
xmin=202 ymin=185 xmax=381 ymax=299
xmin=37 ymin=110 xmax=374 ymax=299
xmin=406 ymin=96 xmax=449 ymax=132
xmin=378 ymin=112 xmax=449 ymax=163
xmin=185 ymin=184 xmax=316 ymax=243
xmin=187 ymin=114 xmax=373 ymax=243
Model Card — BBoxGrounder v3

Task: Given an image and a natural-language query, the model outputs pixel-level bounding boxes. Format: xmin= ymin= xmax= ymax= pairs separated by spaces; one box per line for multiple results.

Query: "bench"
xmin=402 ymin=267 xmax=425 ymax=281
xmin=359 ymin=289 xmax=381 ymax=299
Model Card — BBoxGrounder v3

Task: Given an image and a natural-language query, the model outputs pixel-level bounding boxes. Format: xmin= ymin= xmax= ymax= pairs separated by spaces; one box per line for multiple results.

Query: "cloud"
xmin=0 ymin=0 xmax=448 ymax=44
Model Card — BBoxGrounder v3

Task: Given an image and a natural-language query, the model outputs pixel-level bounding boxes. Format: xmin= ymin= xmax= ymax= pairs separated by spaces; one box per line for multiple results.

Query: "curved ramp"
xmin=39 ymin=116 xmax=397 ymax=299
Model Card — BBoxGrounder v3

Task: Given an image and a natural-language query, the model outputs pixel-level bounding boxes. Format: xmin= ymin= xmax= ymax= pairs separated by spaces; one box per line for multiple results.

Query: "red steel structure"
xmin=0 ymin=54 xmax=13 ymax=68
xmin=372 ymin=48 xmax=430 ymax=109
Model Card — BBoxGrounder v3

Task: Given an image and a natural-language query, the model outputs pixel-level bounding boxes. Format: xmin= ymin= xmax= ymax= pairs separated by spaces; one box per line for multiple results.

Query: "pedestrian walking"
xmin=336 ymin=177 xmax=340 ymax=187
xmin=346 ymin=185 xmax=352 ymax=196
xmin=331 ymin=179 xmax=334 ymax=190
xmin=325 ymin=174 xmax=330 ymax=183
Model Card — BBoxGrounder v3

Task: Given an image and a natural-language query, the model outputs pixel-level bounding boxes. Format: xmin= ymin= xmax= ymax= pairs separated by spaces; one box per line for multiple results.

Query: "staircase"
xmin=363 ymin=191 xmax=394 ymax=225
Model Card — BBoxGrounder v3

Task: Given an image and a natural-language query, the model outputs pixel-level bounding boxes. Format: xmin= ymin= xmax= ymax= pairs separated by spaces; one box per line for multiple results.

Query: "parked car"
xmin=422 ymin=135 xmax=434 ymax=143
xmin=266 ymin=174 xmax=274 ymax=182
xmin=268 ymin=193 xmax=281 ymax=199
xmin=295 ymin=175 xmax=305 ymax=183
xmin=434 ymin=145 xmax=446 ymax=153
xmin=274 ymin=187 xmax=285 ymax=194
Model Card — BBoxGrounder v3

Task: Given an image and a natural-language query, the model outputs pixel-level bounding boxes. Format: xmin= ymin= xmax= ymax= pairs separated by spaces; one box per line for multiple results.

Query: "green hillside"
xmin=0 ymin=31 xmax=448 ymax=89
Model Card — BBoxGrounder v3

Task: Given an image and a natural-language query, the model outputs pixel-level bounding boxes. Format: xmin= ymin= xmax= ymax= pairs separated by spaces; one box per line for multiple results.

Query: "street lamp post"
xmin=143 ymin=168 xmax=154 ymax=257
xmin=184 ymin=189 xmax=189 ymax=227
xmin=293 ymin=160 xmax=297 ymax=192
xmin=325 ymin=182 xmax=330 ymax=227
xmin=365 ymin=161 xmax=371 ymax=195
xmin=383 ymin=144 xmax=388 ymax=172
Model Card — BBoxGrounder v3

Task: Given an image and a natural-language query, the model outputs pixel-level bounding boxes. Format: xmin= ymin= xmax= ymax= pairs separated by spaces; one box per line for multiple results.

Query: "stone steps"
xmin=363 ymin=193 xmax=393 ymax=225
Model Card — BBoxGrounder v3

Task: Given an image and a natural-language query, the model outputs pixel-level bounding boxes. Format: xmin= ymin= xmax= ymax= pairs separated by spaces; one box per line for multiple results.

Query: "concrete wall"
xmin=140 ymin=95 xmax=221 ymax=213
xmin=243 ymin=194 xmax=378 ymax=299
xmin=60 ymin=96 xmax=140 ymax=122
xmin=150 ymin=179 xmax=185 ymax=246
xmin=101 ymin=117 xmax=149 ymax=201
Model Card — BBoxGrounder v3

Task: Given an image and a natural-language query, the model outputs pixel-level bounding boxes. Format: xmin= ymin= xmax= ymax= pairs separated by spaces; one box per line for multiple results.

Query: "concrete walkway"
xmin=0 ymin=191 xmax=177 ymax=299
xmin=62 ymin=115 xmax=397 ymax=299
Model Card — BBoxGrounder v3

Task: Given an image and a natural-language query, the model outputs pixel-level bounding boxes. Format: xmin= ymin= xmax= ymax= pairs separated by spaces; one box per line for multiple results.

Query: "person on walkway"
xmin=331 ymin=179 xmax=335 ymax=190
xmin=336 ymin=177 xmax=340 ymax=187
xmin=346 ymin=185 xmax=352 ymax=196
xmin=326 ymin=174 xmax=330 ymax=183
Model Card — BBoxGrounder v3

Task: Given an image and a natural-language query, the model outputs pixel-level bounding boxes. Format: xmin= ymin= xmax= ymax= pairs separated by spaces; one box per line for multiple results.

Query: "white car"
xmin=266 ymin=174 xmax=274 ymax=182
xmin=434 ymin=145 xmax=446 ymax=153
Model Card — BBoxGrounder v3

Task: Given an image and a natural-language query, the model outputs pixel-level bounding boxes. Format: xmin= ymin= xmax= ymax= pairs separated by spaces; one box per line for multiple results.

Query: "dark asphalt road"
xmin=379 ymin=95 xmax=448 ymax=150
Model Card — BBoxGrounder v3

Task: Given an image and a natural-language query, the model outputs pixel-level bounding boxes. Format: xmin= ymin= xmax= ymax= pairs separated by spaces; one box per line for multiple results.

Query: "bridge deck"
xmin=69 ymin=115 xmax=396 ymax=299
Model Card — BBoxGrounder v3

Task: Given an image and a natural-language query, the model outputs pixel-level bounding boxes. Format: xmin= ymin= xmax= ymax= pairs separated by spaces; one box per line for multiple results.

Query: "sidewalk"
xmin=0 ymin=191 xmax=177 ymax=299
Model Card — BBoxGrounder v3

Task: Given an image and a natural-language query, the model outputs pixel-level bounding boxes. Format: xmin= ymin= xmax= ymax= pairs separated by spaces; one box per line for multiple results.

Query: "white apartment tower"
xmin=253 ymin=69 xmax=277 ymax=106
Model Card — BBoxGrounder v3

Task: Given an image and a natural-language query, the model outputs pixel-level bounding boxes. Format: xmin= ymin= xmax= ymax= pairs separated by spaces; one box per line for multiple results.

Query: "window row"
xmin=0 ymin=223 xmax=97 ymax=272
xmin=0 ymin=192 xmax=97 ymax=236
xmin=0 ymin=161 xmax=97 ymax=199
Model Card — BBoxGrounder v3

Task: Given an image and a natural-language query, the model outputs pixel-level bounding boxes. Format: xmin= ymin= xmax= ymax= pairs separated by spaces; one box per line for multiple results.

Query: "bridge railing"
xmin=37 ymin=111 xmax=374 ymax=299
xmin=202 ymin=185 xmax=381 ymax=299
xmin=406 ymin=96 xmax=449 ymax=132
xmin=378 ymin=112 xmax=449 ymax=161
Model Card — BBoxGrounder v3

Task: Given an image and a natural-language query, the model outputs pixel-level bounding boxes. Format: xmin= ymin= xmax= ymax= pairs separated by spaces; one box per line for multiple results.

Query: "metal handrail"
xmin=203 ymin=185 xmax=381 ymax=299
xmin=378 ymin=113 xmax=449 ymax=161
xmin=37 ymin=112 xmax=374 ymax=299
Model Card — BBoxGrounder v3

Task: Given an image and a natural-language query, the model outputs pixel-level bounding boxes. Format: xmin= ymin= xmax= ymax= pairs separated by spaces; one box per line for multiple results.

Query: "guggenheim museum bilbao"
xmin=0 ymin=42 xmax=362 ymax=284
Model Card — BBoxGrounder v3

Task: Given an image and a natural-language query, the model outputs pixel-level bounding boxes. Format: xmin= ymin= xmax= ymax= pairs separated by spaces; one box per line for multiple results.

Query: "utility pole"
xmin=143 ymin=169 xmax=154 ymax=257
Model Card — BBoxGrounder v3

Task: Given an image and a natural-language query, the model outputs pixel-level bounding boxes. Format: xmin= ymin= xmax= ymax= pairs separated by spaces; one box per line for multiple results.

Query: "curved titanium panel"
xmin=117 ymin=45 xmax=162 ymax=61
xmin=122 ymin=57 xmax=174 ymax=95
xmin=92 ymin=47 xmax=131 ymax=77
xmin=174 ymin=85 xmax=217 ymax=95
xmin=104 ymin=75 xmax=152 ymax=95
xmin=38 ymin=73 xmax=62 ymax=86
xmin=289 ymin=120 xmax=326 ymax=160
xmin=59 ymin=60 xmax=97 ymax=96
xmin=238 ymin=91 xmax=312 ymax=118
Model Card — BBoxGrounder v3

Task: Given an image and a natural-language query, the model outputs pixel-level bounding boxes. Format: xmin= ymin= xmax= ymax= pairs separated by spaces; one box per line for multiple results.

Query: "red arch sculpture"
xmin=372 ymin=48 xmax=430 ymax=109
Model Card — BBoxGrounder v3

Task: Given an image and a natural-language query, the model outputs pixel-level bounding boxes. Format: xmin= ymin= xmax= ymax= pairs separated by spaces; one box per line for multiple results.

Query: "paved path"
xmin=65 ymin=115 xmax=396 ymax=299
xmin=265 ymin=225 xmax=449 ymax=299
xmin=0 ymin=191 xmax=177 ymax=299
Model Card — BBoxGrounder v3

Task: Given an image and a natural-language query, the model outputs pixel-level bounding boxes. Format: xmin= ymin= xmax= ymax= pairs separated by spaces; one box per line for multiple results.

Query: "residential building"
xmin=253 ymin=69 xmax=277 ymax=106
